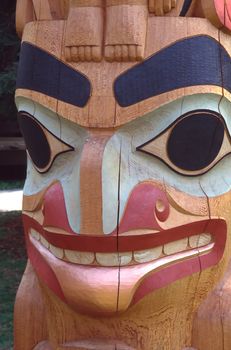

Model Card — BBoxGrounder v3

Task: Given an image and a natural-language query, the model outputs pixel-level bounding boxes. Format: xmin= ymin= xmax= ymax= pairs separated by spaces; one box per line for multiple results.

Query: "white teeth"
xmin=118 ymin=252 xmax=133 ymax=266
xmin=189 ymin=233 xmax=212 ymax=248
xmin=198 ymin=233 xmax=212 ymax=247
xmin=31 ymin=229 xmax=40 ymax=241
xmin=189 ymin=235 xmax=199 ymax=248
xmin=65 ymin=250 xmax=94 ymax=265
xmin=29 ymin=229 xmax=213 ymax=267
xmin=134 ymin=246 xmax=162 ymax=263
xmin=95 ymin=252 xmax=132 ymax=267
xmin=40 ymin=236 xmax=50 ymax=249
xmin=164 ymin=238 xmax=188 ymax=255
xmin=96 ymin=253 xmax=119 ymax=266
xmin=49 ymin=244 xmax=64 ymax=259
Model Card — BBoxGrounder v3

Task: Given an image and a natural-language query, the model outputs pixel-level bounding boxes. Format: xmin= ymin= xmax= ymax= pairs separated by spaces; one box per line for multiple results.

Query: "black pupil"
xmin=167 ymin=112 xmax=225 ymax=171
xmin=18 ymin=113 xmax=51 ymax=169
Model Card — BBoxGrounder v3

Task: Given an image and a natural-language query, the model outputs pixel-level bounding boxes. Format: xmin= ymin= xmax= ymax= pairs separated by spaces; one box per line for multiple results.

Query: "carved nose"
xmin=118 ymin=182 xmax=170 ymax=234
xmin=79 ymin=130 xmax=114 ymax=235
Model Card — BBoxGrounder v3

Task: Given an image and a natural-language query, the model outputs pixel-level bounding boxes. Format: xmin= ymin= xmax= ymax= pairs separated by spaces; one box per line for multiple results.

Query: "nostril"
xmin=155 ymin=197 xmax=169 ymax=222
xmin=118 ymin=183 xmax=171 ymax=233
xmin=156 ymin=199 xmax=165 ymax=213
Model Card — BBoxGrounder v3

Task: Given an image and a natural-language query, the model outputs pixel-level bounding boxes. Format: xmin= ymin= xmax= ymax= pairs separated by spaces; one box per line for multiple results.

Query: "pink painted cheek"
xmin=23 ymin=214 xmax=66 ymax=303
xmin=119 ymin=183 xmax=170 ymax=233
xmin=43 ymin=182 xmax=73 ymax=233
xmin=214 ymin=0 xmax=231 ymax=31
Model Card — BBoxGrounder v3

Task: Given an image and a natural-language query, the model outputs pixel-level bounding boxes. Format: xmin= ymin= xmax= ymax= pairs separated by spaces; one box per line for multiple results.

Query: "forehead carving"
xmin=17 ymin=36 xmax=231 ymax=111
xmin=17 ymin=43 xmax=91 ymax=107
xmin=115 ymin=35 xmax=231 ymax=107
xmin=16 ymin=15 xmax=231 ymax=128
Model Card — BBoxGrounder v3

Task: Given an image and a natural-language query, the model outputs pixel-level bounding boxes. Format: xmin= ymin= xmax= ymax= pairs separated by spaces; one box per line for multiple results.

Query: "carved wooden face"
xmin=16 ymin=17 xmax=231 ymax=316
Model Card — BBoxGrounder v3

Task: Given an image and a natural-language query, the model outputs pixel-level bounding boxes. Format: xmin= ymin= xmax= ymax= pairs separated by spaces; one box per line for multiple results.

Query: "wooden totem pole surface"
xmin=14 ymin=0 xmax=231 ymax=349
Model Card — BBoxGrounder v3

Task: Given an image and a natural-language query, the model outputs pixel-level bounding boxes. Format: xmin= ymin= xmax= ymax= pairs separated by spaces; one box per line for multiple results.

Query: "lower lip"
xmin=23 ymin=215 xmax=227 ymax=313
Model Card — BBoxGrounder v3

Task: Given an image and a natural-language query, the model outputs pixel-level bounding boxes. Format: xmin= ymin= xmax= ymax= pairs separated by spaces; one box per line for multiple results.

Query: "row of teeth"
xmin=30 ymin=229 xmax=213 ymax=267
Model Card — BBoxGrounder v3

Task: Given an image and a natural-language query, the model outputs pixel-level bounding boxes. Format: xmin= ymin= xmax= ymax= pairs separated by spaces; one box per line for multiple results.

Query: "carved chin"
xmin=24 ymin=214 xmax=226 ymax=315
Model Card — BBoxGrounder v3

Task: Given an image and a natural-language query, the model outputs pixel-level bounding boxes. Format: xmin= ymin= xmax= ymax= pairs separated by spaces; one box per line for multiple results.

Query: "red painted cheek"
xmin=214 ymin=0 xmax=231 ymax=31
xmin=23 ymin=215 xmax=66 ymax=303
xmin=42 ymin=182 xmax=170 ymax=235
xmin=43 ymin=182 xmax=73 ymax=233
xmin=119 ymin=183 xmax=170 ymax=233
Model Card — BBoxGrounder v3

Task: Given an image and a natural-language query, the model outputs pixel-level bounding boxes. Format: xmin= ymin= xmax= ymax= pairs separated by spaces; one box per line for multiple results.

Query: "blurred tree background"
xmin=0 ymin=5 xmax=26 ymax=350
xmin=0 ymin=0 xmax=26 ymax=180
xmin=0 ymin=0 xmax=20 ymax=135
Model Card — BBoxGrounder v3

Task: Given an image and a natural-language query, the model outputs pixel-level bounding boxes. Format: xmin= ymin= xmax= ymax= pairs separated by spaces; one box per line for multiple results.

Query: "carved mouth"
xmin=25 ymin=213 xmax=226 ymax=273
xmin=30 ymin=228 xmax=214 ymax=267
xmin=23 ymin=214 xmax=227 ymax=312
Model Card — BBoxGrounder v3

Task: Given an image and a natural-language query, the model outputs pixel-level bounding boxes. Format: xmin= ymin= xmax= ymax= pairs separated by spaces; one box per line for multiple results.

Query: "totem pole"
xmin=14 ymin=0 xmax=231 ymax=349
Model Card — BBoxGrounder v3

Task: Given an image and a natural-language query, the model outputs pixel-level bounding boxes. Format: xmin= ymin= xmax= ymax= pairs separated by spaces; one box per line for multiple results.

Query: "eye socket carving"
xmin=18 ymin=111 xmax=74 ymax=173
xmin=137 ymin=110 xmax=231 ymax=176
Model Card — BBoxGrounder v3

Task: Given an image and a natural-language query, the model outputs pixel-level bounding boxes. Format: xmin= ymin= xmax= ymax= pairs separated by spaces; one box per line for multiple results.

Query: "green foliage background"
xmin=0 ymin=0 xmax=20 ymax=121
xmin=0 ymin=211 xmax=26 ymax=350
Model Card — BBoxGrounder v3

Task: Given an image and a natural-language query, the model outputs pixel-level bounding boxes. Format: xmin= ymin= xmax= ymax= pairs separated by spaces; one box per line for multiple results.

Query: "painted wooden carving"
xmin=14 ymin=1 xmax=231 ymax=349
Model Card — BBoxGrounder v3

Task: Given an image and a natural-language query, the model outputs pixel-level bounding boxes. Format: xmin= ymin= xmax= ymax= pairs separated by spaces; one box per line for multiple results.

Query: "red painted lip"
xmin=23 ymin=214 xmax=226 ymax=254
xmin=23 ymin=214 xmax=227 ymax=311
xmin=132 ymin=218 xmax=227 ymax=305
xmin=214 ymin=0 xmax=231 ymax=31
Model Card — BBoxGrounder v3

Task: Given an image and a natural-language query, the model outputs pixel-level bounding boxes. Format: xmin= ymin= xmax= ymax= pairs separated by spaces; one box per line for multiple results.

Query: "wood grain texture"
xmin=148 ymin=0 xmax=176 ymax=14
xmin=47 ymin=0 xmax=63 ymax=19
xmin=79 ymin=129 xmax=113 ymax=234
xmin=57 ymin=339 xmax=135 ymax=350
xmin=16 ymin=0 xmax=230 ymax=50
xmin=64 ymin=4 xmax=104 ymax=62
xmin=14 ymin=262 xmax=48 ymax=350
xmin=32 ymin=0 xmax=53 ymax=20
xmin=23 ymin=271 xmax=206 ymax=349
xmin=105 ymin=1 xmax=148 ymax=61
xmin=192 ymin=245 xmax=231 ymax=350
xmin=16 ymin=17 xmax=229 ymax=128
xmin=189 ymin=189 xmax=231 ymax=349
xmin=16 ymin=0 xmax=35 ymax=37
xmin=62 ymin=0 xmax=183 ymax=62
xmin=33 ymin=341 xmax=53 ymax=350
xmin=14 ymin=2 xmax=231 ymax=350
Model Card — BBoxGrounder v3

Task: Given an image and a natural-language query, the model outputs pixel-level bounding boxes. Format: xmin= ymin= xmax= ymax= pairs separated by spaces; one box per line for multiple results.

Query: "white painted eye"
xmin=18 ymin=111 xmax=74 ymax=173
xmin=137 ymin=110 xmax=231 ymax=176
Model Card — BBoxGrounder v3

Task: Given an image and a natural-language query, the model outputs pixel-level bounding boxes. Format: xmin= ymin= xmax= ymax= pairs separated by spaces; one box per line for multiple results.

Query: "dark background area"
xmin=0 ymin=2 xmax=27 ymax=349
xmin=0 ymin=212 xmax=26 ymax=350
xmin=0 ymin=0 xmax=26 ymax=180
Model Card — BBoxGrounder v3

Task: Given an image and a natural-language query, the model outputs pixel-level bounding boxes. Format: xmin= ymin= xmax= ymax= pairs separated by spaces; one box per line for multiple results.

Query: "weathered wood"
xmin=14 ymin=0 xmax=231 ymax=349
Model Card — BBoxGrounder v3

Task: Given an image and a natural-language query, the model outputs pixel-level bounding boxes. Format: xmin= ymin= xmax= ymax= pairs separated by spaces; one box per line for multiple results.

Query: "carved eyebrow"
xmin=16 ymin=42 xmax=91 ymax=108
xmin=114 ymin=35 xmax=231 ymax=107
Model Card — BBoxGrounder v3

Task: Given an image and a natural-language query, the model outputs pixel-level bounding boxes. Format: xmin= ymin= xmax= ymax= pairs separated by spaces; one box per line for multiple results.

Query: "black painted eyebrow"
xmin=16 ymin=42 xmax=91 ymax=108
xmin=114 ymin=36 xmax=231 ymax=107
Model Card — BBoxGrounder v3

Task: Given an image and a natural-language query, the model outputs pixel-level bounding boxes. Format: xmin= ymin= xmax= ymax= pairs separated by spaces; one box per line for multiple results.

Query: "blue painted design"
xmin=16 ymin=42 xmax=91 ymax=108
xmin=114 ymin=36 xmax=231 ymax=107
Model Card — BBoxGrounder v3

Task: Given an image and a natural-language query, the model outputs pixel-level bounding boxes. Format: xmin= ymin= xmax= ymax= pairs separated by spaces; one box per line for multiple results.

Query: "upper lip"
xmin=23 ymin=214 xmax=226 ymax=254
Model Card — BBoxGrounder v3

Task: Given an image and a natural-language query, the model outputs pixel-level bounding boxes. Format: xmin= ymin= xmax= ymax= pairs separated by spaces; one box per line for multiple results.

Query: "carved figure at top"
xmin=16 ymin=0 xmax=220 ymax=62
